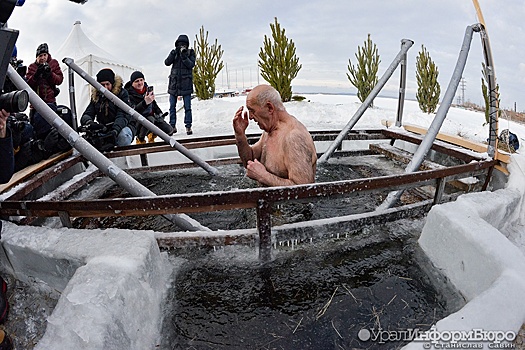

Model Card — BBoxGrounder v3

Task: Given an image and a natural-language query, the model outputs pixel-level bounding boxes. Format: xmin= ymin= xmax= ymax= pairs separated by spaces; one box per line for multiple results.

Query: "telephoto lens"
xmin=0 ymin=90 xmax=29 ymax=113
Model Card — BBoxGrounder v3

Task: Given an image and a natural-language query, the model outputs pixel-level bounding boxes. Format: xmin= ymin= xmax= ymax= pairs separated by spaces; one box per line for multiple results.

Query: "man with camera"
xmin=164 ymin=34 xmax=196 ymax=135
xmin=25 ymin=43 xmax=64 ymax=140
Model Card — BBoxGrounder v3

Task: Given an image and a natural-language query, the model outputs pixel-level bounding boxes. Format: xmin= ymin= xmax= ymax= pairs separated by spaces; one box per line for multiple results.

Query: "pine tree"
xmin=193 ymin=26 xmax=224 ymax=100
xmin=481 ymin=62 xmax=499 ymax=126
xmin=347 ymin=34 xmax=380 ymax=107
xmin=416 ymin=45 xmax=440 ymax=114
xmin=258 ymin=17 xmax=301 ymax=102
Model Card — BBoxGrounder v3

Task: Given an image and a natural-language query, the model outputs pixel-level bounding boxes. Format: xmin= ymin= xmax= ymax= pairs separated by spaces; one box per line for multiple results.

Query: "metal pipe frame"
xmin=63 ymin=57 xmax=219 ymax=176
xmin=7 ymin=65 xmax=209 ymax=232
xmin=318 ymin=38 xmax=414 ymax=163
xmin=377 ymin=24 xmax=482 ymax=210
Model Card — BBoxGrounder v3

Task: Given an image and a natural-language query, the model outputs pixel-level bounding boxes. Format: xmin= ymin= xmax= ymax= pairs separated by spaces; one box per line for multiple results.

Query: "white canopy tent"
xmin=55 ymin=21 xmax=139 ymax=121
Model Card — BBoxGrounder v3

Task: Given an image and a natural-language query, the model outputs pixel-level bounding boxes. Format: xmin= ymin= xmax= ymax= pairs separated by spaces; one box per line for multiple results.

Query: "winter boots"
xmin=186 ymin=127 xmax=193 ymax=135
xmin=147 ymin=133 xmax=156 ymax=143
xmin=135 ymin=137 xmax=146 ymax=145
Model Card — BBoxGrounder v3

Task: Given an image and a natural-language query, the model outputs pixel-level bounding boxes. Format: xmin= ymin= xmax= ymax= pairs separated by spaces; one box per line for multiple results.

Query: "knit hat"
xmin=36 ymin=43 xmax=48 ymax=57
xmin=130 ymin=71 xmax=144 ymax=83
xmin=96 ymin=68 xmax=115 ymax=85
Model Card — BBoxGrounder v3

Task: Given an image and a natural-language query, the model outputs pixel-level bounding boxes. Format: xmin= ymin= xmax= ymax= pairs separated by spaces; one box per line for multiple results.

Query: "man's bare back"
xmin=233 ymin=85 xmax=316 ymax=187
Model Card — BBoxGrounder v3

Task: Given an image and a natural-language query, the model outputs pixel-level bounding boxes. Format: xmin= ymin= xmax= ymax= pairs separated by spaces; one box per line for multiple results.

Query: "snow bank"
xmin=404 ymin=154 xmax=525 ymax=349
xmin=0 ymin=223 xmax=170 ymax=350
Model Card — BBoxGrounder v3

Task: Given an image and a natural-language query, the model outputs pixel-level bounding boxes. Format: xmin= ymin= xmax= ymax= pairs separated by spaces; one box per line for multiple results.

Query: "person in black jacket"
xmin=80 ymin=68 xmax=134 ymax=151
xmin=164 ymin=34 xmax=195 ymax=135
xmin=0 ymin=109 xmax=14 ymax=184
xmin=124 ymin=71 xmax=173 ymax=144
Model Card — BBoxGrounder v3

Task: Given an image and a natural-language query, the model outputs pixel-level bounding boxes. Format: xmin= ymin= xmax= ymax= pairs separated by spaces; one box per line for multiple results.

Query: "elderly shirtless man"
xmin=233 ymin=84 xmax=317 ymax=186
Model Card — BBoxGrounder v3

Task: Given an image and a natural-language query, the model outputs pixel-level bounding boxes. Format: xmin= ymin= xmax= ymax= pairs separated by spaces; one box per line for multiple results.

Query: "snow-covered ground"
xmin=2 ymin=92 xmax=525 ymax=349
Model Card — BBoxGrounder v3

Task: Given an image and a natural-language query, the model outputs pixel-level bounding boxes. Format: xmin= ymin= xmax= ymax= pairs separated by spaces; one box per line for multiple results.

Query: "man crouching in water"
xmin=233 ymin=84 xmax=317 ymax=186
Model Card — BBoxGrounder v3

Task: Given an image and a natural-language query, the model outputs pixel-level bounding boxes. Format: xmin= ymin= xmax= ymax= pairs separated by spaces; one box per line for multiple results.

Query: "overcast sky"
xmin=7 ymin=0 xmax=525 ymax=111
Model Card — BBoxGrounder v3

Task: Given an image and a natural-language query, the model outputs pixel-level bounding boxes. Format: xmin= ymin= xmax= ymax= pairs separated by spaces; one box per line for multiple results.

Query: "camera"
xmin=0 ymin=89 xmax=28 ymax=113
xmin=6 ymin=114 xmax=25 ymax=132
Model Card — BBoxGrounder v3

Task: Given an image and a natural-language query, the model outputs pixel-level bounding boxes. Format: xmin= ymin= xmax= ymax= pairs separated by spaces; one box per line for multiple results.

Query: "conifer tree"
xmin=258 ymin=17 xmax=301 ymax=102
xmin=347 ymin=34 xmax=380 ymax=107
xmin=481 ymin=62 xmax=500 ymax=126
xmin=416 ymin=45 xmax=440 ymax=114
xmin=193 ymin=26 xmax=224 ymax=100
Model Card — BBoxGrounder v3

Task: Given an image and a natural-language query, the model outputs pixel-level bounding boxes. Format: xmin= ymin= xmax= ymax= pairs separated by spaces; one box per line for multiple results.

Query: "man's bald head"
xmin=248 ymin=84 xmax=285 ymax=112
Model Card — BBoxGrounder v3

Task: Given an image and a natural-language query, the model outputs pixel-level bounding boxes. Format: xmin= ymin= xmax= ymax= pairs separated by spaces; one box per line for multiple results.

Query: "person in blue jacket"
xmin=164 ymin=34 xmax=195 ymax=135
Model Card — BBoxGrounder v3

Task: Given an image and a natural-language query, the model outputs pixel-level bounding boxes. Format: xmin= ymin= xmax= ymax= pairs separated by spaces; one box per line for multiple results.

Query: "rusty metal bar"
xmin=433 ymin=177 xmax=446 ymax=205
xmin=0 ymin=160 xmax=496 ymax=219
xmin=381 ymin=129 xmax=483 ymax=163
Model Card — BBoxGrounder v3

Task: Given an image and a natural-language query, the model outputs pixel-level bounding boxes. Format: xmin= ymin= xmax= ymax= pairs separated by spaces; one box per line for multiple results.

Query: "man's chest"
xmin=260 ymin=135 xmax=288 ymax=178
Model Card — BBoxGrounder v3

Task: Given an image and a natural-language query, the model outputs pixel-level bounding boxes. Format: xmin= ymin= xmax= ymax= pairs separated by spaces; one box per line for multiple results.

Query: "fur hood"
xmin=90 ymin=75 xmax=124 ymax=102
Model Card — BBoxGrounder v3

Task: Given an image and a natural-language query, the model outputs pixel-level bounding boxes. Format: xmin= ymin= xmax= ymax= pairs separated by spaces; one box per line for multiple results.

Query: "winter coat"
xmin=80 ymin=75 xmax=133 ymax=136
xmin=0 ymin=129 xmax=14 ymax=184
xmin=164 ymin=34 xmax=195 ymax=96
xmin=124 ymin=81 xmax=163 ymax=118
xmin=25 ymin=54 xmax=63 ymax=104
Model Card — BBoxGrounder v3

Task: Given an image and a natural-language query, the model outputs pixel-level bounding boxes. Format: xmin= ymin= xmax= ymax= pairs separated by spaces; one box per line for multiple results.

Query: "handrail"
xmin=63 ymin=57 xmax=219 ymax=176
xmin=318 ymin=39 xmax=414 ymax=163
xmin=0 ymin=160 xmax=495 ymax=218
xmin=377 ymin=24 xmax=482 ymax=210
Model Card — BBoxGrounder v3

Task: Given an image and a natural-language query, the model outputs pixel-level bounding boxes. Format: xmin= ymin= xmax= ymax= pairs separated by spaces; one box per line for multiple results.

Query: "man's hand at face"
xmin=246 ymin=159 xmax=268 ymax=182
xmin=233 ymin=106 xmax=249 ymax=135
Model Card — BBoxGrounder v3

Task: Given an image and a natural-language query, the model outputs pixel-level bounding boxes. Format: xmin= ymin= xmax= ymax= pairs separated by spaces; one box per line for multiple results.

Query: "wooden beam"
xmin=0 ymin=150 xmax=74 ymax=194
xmin=403 ymin=124 xmax=510 ymax=164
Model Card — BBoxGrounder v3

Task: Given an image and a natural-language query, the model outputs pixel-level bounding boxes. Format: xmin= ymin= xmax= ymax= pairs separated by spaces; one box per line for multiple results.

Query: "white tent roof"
xmin=55 ymin=21 xmax=139 ymax=118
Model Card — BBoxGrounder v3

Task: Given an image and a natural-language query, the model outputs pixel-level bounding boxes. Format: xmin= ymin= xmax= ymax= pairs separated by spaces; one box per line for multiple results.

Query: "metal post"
xmin=67 ymin=66 xmax=78 ymax=131
xmin=395 ymin=42 xmax=408 ymax=127
xmin=318 ymin=39 xmax=414 ymax=163
xmin=63 ymin=58 xmax=219 ymax=177
xmin=7 ymin=65 xmax=209 ymax=232
xmin=478 ymin=25 xmax=498 ymax=158
xmin=377 ymin=24 xmax=481 ymax=210
xmin=256 ymin=199 xmax=272 ymax=263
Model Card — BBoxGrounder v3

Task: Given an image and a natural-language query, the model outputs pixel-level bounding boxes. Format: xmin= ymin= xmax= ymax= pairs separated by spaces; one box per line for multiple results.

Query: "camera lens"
xmin=0 ymin=90 xmax=29 ymax=113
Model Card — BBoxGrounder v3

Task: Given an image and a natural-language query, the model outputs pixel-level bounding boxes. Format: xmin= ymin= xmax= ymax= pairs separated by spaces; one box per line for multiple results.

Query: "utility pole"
xmin=459 ymin=77 xmax=466 ymax=105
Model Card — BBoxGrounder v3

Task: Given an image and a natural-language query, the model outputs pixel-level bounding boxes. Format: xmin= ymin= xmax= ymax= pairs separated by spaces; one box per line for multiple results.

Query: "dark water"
xmin=159 ymin=220 xmax=462 ymax=350
xmin=70 ymin=158 xmax=461 ymax=349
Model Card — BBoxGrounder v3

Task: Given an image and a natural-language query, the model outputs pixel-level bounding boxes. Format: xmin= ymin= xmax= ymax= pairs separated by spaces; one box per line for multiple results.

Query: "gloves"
xmin=42 ymin=64 xmax=51 ymax=78
xmin=87 ymin=121 xmax=105 ymax=131
xmin=110 ymin=129 xmax=118 ymax=143
xmin=35 ymin=64 xmax=45 ymax=78
xmin=43 ymin=128 xmax=59 ymax=153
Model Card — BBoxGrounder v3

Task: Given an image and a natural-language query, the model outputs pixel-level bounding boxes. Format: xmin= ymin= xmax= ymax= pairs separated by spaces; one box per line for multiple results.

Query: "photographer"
xmin=0 ymin=109 xmax=14 ymax=184
xmin=124 ymin=71 xmax=173 ymax=144
xmin=164 ymin=34 xmax=195 ymax=135
xmin=80 ymin=68 xmax=133 ymax=152
xmin=25 ymin=43 xmax=64 ymax=140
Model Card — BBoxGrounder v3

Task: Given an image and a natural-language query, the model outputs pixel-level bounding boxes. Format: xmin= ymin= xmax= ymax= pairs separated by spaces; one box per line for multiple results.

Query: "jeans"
xmin=116 ymin=126 xmax=133 ymax=146
xmin=169 ymin=94 xmax=192 ymax=128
